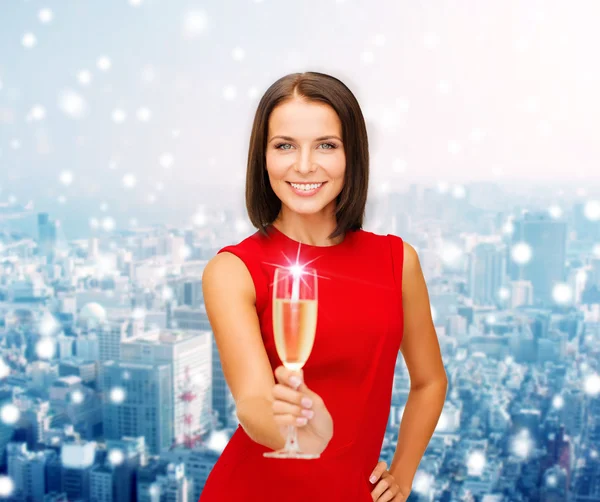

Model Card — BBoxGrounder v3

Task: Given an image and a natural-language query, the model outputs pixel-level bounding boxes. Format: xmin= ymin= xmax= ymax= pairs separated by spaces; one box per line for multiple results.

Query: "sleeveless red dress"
xmin=200 ymin=224 xmax=404 ymax=501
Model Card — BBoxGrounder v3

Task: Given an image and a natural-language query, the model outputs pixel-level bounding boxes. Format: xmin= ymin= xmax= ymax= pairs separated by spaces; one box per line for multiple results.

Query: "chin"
xmin=281 ymin=199 xmax=336 ymax=216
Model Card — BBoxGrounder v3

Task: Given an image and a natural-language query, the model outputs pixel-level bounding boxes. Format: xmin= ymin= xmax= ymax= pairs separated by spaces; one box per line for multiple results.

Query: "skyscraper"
xmin=120 ymin=329 xmax=213 ymax=445
xmin=37 ymin=212 xmax=57 ymax=260
xmin=508 ymin=211 xmax=567 ymax=306
xmin=102 ymin=361 xmax=173 ymax=455
xmin=173 ymin=306 xmax=232 ymax=428
xmin=468 ymin=242 xmax=507 ymax=305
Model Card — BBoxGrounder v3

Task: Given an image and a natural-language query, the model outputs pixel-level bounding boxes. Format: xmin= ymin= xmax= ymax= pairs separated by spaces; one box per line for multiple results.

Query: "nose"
xmin=294 ymin=149 xmax=317 ymax=175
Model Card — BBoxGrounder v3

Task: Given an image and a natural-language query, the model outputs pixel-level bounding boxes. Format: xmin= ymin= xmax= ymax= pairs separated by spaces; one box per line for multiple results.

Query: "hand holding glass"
xmin=264 ymin=265 xmax=319 ymax=459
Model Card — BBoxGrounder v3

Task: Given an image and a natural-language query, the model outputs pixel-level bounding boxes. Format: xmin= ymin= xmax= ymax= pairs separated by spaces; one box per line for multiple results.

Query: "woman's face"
xmin=265 ymin=98 xmax=346 ymax=218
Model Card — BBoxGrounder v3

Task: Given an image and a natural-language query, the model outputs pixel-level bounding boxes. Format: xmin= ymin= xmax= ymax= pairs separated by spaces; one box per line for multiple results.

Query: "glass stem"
xmin=284 ymin=425 xmax=300 ymax=452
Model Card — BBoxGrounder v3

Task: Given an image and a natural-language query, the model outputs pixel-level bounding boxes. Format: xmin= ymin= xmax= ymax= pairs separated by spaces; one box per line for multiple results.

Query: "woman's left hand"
xmin=369 ymin=461 xmax=410 ymax=501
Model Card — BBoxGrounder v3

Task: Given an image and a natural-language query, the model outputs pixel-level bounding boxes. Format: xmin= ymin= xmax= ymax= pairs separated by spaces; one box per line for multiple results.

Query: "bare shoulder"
xmin=401 ymin=240 xmax=421 ymax=295
xmin=202 ymin=251 xmax=255 ymax=302
xmin=402 ymin=240 xmax=419 ymax=267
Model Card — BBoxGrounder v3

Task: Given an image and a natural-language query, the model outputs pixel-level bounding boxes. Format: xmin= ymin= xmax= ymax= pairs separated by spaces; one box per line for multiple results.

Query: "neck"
xmin=272 ymin=211 xmax=343 ymax=247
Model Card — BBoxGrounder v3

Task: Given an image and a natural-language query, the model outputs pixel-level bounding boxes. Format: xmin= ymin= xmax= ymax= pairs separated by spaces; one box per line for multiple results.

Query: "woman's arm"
xmin=388 ymin=241 xmax=449 ymax=492
xmin=202 ymin=252 xmax=286 ymax=451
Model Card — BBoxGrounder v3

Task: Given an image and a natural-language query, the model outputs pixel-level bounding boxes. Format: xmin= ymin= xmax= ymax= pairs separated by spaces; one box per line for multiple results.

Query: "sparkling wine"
xmin=272 ymin=298 xmax=317 ymax=371
xmin=264 ymin=266 xmax=319 ymax=459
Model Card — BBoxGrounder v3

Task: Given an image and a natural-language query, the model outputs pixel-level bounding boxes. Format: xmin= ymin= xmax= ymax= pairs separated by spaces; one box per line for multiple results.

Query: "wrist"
xmin=397 ymin=481 xmax=412 ymax=497
xmin=389 ymin=470 xmax=412 ymax=495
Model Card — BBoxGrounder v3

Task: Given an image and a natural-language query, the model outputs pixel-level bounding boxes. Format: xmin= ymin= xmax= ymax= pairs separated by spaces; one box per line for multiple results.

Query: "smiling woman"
xmin=245 ymin=72 xmax=370 ymax=246
xmin=265 ymin=100 xmax=344 ymax=210
xmin=200 ymin=71 xmax=447 ymax=501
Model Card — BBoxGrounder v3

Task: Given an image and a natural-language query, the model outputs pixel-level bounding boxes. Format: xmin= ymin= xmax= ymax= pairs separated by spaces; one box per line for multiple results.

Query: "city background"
xmin=1 ymin=1 xmax=600 ymax=501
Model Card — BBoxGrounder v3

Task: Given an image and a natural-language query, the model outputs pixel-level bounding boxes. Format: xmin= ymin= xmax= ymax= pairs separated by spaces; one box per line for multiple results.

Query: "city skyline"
xmin=1 ymin=185 xmax=599 ymax=499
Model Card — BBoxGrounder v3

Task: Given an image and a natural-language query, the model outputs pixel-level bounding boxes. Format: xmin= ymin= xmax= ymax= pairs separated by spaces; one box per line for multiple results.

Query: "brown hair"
xmin=246 ymin=71 xmax=369 ymax=240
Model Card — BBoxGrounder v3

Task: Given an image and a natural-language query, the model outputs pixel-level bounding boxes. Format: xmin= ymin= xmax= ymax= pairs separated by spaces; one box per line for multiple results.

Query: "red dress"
xmin=200 ymin=224 xmax=404 ymax=501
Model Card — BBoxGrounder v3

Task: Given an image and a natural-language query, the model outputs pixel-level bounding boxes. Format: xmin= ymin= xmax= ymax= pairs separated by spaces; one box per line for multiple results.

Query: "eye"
xmin=274 ymin=143 xmax=292 ymax=150
xmin=319 ymin=142 xmax=337 ymax=150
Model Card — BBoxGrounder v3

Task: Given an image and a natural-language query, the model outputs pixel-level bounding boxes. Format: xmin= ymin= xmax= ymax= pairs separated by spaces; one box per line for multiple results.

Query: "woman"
xmin=200 ymin=72 xmax=448 ymax=501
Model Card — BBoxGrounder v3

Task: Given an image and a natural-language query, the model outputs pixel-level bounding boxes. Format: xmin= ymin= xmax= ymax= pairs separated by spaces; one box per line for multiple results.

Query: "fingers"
xmin=271 ymin=365 xmax=322 ymax=431
xmin=375 ymin=487 xmax=396 ymax=502
xmin=371 ymin=474 xmax=398 ymax=502
xmin=272 ymin=381 xmax=312 ymax=406
xmin=272 ymin=366 xmax=315 ymax=429
xmin=273 ymin=412 xmax=311 ymax=427
xmin=272 ymin=388 xmax=313 ymax=427
xmin=274 ymin=365 xmax=304 ymax=390
xmin=371 ymin=472 xmax=400 ymax=502
xmin=369 ymin=462 xmax=397 ymax=502
xmin=272 ymin=399 xmax=314 ymax=419
xmin=272 ymin=383 xmax=315 ymax=421
xmin=370 ymin=475 xmax=389 ymax=501
xmin=274 ymin=365 xmax=321 ymax=404
xmin=369 ymin=461 xmax=387 ymax=484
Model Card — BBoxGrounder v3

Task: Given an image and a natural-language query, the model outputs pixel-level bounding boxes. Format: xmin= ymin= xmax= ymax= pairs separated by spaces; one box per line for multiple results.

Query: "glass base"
xmin=264 ymin=426 xmax=320 ymax=459
xmin=263 ymin=449 xmax=320 ymax=459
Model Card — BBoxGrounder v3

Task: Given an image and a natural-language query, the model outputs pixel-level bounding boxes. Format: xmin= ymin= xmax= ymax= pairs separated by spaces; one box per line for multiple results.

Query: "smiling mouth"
xmin=287 ymin=181 xmax=326 ymax=191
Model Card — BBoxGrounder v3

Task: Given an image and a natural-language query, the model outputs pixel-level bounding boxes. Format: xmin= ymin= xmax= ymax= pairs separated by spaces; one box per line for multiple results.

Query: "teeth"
xmin=290 ymin=182 xmax=323 ymax=191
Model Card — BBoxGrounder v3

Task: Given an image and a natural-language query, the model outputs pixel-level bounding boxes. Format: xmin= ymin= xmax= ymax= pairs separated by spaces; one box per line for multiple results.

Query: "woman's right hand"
xmin=272 ymin=365 xmax=334 ymax=455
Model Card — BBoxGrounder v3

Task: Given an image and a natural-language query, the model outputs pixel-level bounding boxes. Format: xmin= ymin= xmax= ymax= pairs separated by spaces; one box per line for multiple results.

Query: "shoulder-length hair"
xmin=246 ymin=71 xmax=369 ymax=240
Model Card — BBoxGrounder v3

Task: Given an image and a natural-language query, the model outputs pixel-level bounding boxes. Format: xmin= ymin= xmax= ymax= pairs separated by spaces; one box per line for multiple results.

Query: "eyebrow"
xmin=269 ymin=135 xmax=342 ymax=143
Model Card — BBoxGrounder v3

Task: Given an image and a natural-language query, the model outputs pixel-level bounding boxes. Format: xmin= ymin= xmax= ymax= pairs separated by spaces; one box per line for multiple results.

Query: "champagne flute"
xmin=264 ymin=265 xmax=319 ymax=459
